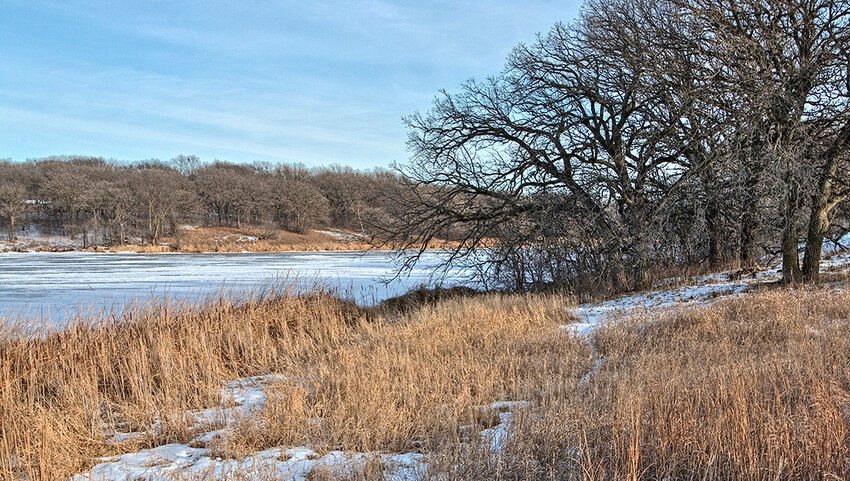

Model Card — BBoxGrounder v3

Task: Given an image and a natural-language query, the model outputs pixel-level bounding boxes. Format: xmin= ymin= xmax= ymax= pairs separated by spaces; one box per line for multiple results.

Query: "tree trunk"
xmin=802 ymin=126 xmax=849 ymax=283
xmin=739 ymin=218 xmax=756 ymax=267
xmin=627 ymin=209 xmax=652 ymax=291
xmin=91 ymin=211 xmax=99 ymax=247
xmin=632 ymin=248 xmax=651 ymax=290
xmin=781 ymin=225 xmax=801 ymax=284
xmin=780 ymin=151 xmax=805 ymax=284
xmin=801 ymin=202 xmax=827 ymax=283
xmin=738 ymin=168 xmax=761 ymax=268
xmin=696 ymin=159 xmax=724 ymax=269
xmin=148 ymin=203 xmax=155 ymax=245
xmin=781 ymin=188 xmax=801 ymax=284
xmin=153 ymin=214 xmax=165 ymax=245
xmin=9 ymin=214 xmax=15 ymax=242
xmin=705 ymin=195 xmax=724 ymax=269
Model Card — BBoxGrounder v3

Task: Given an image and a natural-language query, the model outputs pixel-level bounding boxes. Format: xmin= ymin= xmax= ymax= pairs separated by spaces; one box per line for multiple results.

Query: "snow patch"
xmin=478 ymin=401 xmax=532 ymax=453
xmin=105 ymin=374 xmax=286 ymax=445
xmin=315 ymin=229 xmax=364 ymax=241
xmin=567 ymin=279 xmax=751 ymax=336
xmin=73 ymin=446 xmax=424 ymax=481
xmin=78 ymin=389 xmax=531 ymax=480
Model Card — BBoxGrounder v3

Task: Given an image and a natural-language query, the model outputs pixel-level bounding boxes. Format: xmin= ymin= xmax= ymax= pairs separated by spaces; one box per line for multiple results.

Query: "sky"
xmin=0 ymin=1 xmax=581 ymax=169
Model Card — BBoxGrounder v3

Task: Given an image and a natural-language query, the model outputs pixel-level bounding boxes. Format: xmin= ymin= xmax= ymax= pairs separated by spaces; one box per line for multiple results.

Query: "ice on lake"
xmin=0 ymin=251 xmax=470 ymax=325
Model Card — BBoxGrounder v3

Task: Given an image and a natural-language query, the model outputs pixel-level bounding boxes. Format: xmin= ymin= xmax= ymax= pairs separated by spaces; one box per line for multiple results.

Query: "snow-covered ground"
xmin=74 ymin=372 xmax=524 ymax=481
xmin=566 ymin=271 xmax=762 ymax=337
xmin=0 ymin=230 xmax=82 ymax=252
xmin=567 ymin=250 xmax=850 ymax=337
xmin=74 ymin=442 xmax=425 ymax=481
xmin=315 ymin=229 xmax=366 ymax=242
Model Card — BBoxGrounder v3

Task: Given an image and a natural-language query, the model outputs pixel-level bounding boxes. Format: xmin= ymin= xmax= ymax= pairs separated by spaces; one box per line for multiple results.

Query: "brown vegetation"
xmin=0 ymin=288 xmax=364 ymax=479
xmin=438 ymin=288 xmax=850 ymax=480
xmin=0 ymin=159 xmax=412 ymax=252
xmin=112 ymin=227 xmax=378 ymax=253
xmin=2 ymin=282 xmax=850 ymax=480
xmin=0 ymin=287 xmax=581 ymax=480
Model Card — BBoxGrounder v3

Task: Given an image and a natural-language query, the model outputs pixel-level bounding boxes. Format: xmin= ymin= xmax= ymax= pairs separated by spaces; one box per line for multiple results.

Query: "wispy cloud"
xmin=0 ymin=0 xmax=580 ymax=167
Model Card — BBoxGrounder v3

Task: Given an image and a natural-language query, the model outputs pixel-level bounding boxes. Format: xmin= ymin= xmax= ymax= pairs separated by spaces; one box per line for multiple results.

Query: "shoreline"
xmin=0 ymin=245 xmax=453 ymax=255
xmin=0 ymin=226 xmax=459 ymax=255
xmin=0 ymin=245 xmax=391 ymax=255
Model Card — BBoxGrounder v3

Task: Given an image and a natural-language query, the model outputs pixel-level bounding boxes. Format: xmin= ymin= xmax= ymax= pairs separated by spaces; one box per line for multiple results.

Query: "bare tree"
xmin=378 ymin=0 xmax=850 ymax=290
xmin=171 ymin=154 xmax=201 ymax=177
xmin=272 ymin=176 xmax=330 ymax=234
xmin=382 ymin=0 xmax=702 ymax=290
xmin=680 ymin=0 xmax=850 ymax=282
xmin=0 ymin=184 xmax=27 ymax=241
xmin=103 ymin=177 xmax=134 ymax=246
xmin=133 ymin=167 xmax=189 ymax=245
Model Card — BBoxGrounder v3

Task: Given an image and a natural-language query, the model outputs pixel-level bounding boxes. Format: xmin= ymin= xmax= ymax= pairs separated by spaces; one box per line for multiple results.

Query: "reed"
xmin=438 ymin=287 xmax=850 ymax=481
xmin=0 ymin=284 xmax=367 ymax=479
xmin=2 ymin=282 xmax=849 ymax=480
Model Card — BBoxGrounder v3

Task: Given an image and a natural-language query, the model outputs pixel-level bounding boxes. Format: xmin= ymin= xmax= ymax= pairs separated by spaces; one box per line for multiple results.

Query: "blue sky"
xmin=0 ymin=1 xmax=581 ymax=169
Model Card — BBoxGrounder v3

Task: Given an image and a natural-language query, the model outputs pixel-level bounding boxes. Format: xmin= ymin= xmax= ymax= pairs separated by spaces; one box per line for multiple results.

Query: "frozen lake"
xmin=0 ymin=251 xmax=469 ymax=323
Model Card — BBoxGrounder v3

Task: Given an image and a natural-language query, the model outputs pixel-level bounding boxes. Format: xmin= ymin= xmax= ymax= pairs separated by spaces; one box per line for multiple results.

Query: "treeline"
xmin=380 ymin=0 xmax=850 ymax=290
xmin=0 ymin=155 xmax=402 ymax=247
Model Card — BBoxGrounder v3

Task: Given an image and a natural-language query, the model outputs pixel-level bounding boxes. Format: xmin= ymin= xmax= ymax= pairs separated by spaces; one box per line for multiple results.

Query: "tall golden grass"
xmin=2 ymin=282 xmax=850 ymax=480
xmin=217 ymin=293 xmax=586 ymax=457
xmin=444 ymin=287 xmax=850 ymax=481
xmin=0 ymin=286 xmax=585 ymax=480
xmin=0 ymin=287 xmax=369 ymax=479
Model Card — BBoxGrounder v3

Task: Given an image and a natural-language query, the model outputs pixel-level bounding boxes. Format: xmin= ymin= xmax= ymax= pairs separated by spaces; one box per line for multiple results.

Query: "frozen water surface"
xmin=0 ymin=251 xmax=469 ymax=324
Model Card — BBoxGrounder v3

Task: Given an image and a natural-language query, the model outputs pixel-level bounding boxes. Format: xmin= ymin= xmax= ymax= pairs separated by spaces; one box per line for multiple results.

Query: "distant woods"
xmin=0 ymin=155 xmax=402 ymax=247
xmin=379 ymin=0 xmax=850 ymax=290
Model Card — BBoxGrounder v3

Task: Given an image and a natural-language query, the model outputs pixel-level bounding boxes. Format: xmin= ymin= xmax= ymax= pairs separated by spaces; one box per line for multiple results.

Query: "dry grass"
xmin=442 ymin=287 xmax=850 ymax=481
xmin=3 ymin=281 xmax=850 ymax=480
xmin=154 ymin=227 xmax=375 ymax=253
xmin=2 ymin=226 xmax=460 ymax=253
xmin=0 ymin=287 xmax=369 ymax=479
xmin=0 ymin=286 xmax=586 ymax=480
xmin=376 ymin=285 xmax=483 ymax=314
xmin=304 ymin=457 xmax=389 ymax=481
xmin=167 ymin=455 xmax=391 ymax=481
xmin=221 ymin=294 xmax=586 ymax=456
